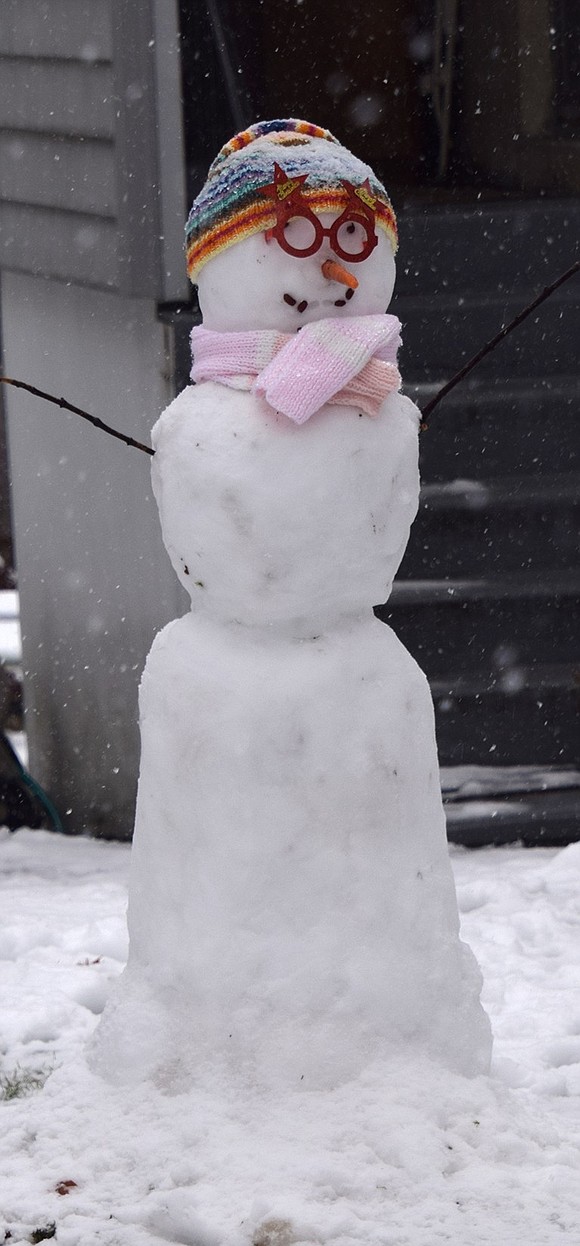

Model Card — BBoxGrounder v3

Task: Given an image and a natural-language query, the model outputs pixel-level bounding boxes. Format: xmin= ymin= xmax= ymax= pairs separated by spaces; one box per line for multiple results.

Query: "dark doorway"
xmin=179 ymin=1 xmax=443 ymax=203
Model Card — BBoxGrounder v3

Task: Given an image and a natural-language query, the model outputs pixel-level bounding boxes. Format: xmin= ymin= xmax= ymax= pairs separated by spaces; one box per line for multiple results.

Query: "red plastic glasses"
xmin=263 ymin=164 xmax=379 ymax=262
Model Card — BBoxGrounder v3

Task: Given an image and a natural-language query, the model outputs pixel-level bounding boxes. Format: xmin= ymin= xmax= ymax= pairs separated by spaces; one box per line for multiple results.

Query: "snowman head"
xmin=186 ymin=119 xmax=398 ymax=333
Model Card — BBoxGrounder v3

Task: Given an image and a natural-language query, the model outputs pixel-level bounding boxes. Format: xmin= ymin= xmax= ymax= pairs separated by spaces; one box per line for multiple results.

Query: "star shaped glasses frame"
xmin=263 ymin=165 xmax=379 ymax=262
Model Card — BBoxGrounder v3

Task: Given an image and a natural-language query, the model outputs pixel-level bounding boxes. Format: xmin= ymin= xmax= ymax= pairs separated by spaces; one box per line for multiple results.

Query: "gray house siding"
xmin=0 ymin=0 xmax=188 ymax=301
xmin=0 ymin=0 xmax=113 ymax=59
xmin=0 ymin=132 xmax=117 ymax=214
xmin=0 ymin=0 xmax=117 ymax=289
xmin=0 ymin=58 xmax=114 ymax=136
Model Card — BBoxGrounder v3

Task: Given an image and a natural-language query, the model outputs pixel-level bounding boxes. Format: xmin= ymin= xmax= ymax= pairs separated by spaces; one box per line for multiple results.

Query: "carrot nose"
xmin=321 ymin=258 xmax=359 ymax=289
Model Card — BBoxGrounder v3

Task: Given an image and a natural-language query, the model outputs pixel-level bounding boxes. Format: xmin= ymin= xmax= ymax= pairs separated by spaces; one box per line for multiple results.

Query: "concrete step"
xmin=398 ymin=472 xmax=580 ymax=579
xmin=408 ymin=376 xmax=580 ymax=482
xmin=429 ymin=664 xmax=579 ymax=767
xmin=394 ymin=288 xmax=580 ymax=381
xmin=394 ymin=199 xmax=580 ymax=298
xmin=442 ymin=763 xmax=580 ymax=846
xmin=378 ymin=572 xmax=580 ymax=678
xmin=444 ymin=786 xmax=580 ymax=847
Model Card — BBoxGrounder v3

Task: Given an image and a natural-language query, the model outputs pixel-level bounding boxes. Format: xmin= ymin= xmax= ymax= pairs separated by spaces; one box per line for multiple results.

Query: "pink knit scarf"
xmin=190 ymin=314 xmax=402 ymax=423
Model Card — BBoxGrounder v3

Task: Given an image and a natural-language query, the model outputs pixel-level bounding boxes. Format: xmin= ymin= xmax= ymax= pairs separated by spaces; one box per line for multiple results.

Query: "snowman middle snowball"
xmin=92 ymin=119 xmax=491 ymax=1090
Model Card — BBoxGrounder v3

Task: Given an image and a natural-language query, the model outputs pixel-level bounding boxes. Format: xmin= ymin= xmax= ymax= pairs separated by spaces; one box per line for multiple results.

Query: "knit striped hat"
xmin=185 ymin=118 xmax=398 ymax=283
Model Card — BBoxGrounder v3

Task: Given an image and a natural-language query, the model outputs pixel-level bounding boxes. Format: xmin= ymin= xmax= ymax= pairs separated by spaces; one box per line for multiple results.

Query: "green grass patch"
xmin=30 ymin=1226 xmax=56 ymax=1243
xmin=0 ymin=1064 xmax=51 ymax=1100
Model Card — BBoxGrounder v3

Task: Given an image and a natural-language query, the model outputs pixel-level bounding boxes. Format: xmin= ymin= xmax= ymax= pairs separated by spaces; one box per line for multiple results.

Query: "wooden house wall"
xmin=0 ymin=0 xmax=188 ymax=301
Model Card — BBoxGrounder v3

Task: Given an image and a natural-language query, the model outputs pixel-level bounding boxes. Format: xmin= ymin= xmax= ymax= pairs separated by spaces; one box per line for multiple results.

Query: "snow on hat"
xmin=185 ymin=118 xmax=398 ymax=283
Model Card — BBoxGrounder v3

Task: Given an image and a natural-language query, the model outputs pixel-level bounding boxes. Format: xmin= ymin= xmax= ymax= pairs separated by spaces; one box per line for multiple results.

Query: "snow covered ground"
xmin=2 ymin=594 xmax=580 ymax=1243
xmin=1 ymin=828 xmax=579 ymax=1245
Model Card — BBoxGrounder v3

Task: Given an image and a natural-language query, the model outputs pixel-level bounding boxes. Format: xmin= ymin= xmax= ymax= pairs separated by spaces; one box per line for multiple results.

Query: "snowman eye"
xmin=282 ymin=215 xmax=318 ymax=253
xmin=335 ymin=219 xmax=369 ymax=257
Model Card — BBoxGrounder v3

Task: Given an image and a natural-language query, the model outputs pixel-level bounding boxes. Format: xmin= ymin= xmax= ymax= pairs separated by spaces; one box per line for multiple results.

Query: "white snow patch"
xmin=0 ymin=590 xmax=21 ymax=664
xmin=0 ymin=831 xmax=579 ymax=1244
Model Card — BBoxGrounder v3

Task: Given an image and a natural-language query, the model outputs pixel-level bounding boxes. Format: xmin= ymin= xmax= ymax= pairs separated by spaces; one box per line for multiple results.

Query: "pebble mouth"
xmin=282 ymin=293 xmax=313 ymax=314
xmin=283 ymin=288 xmax=356 ymax=313
xmin=334 ymin=290 xmax=355 ymax=306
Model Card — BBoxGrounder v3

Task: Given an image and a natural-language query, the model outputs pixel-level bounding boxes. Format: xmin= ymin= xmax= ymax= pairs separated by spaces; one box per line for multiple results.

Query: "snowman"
xmin=93 ymin=119 xmax=491 ymax=1089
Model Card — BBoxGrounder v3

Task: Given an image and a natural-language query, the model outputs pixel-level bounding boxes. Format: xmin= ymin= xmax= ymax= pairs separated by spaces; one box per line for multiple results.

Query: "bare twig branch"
xmin=420 ymin=258 xmax=580 ymax=429
xmin=0 ymin=376 xmax=154 ymax=456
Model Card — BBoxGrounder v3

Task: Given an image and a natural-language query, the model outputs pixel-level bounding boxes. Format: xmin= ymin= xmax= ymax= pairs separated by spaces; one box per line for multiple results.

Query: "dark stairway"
xmin=379 ymin=198 xmax=580 ymax=846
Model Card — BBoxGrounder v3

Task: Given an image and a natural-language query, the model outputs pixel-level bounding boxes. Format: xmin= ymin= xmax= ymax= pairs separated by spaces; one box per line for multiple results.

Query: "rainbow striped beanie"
xmin=185 ymin=118 xmax=398 ymax=283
